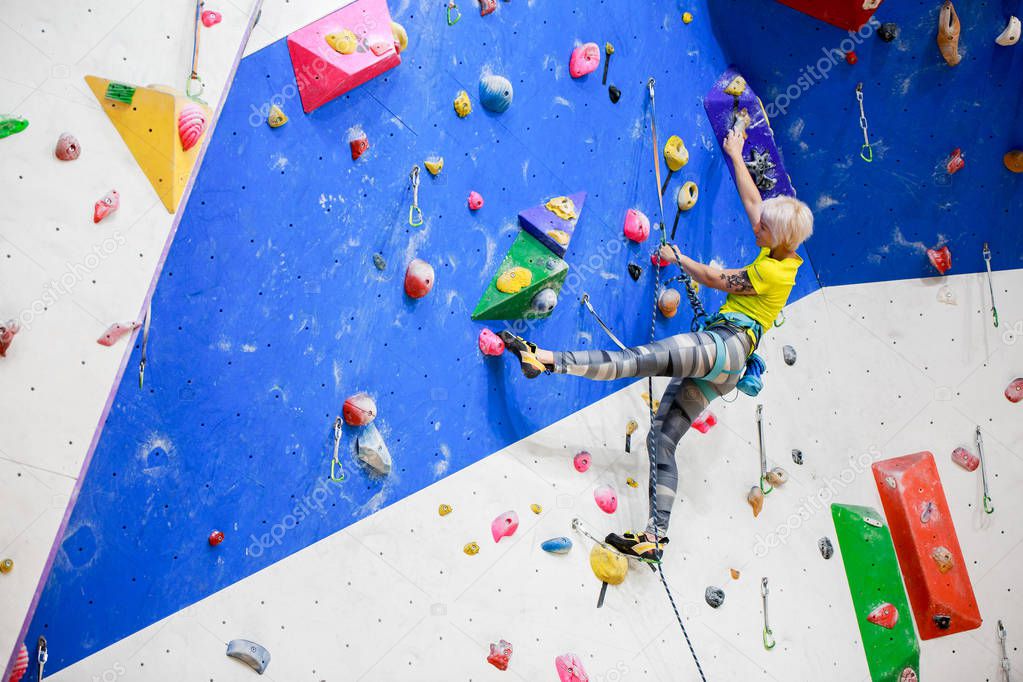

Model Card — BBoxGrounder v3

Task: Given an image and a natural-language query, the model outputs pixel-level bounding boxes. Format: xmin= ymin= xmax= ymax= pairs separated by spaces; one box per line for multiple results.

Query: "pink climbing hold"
xmin=692 ymin=409 xmax=717 ymax=433
xmin=97 ymin=321 xmax=140 ymax=347
xmin=0 ymin=320 xmax=19 ymax=358
xmin=866 ymin=602 xmax=899 ymax=629
xmin=478 ymin=328 xmax=505 ymax=356
xmin=623 ymin=208 xmax=650 ymax=243
xmin=404 ymin=258 xmax=435 ymax=299
xmin=93 ymin=190 xmax=119 ymax=224
xmin=491 ymin=510 xmax=519 ymax=542
xmin=487 ymin=639 xmax=512 ymax=670
xmin=9 ymin=643 xmax=28 ymax=682
xmin=951 ymin=446 xmax=979 ymax=471
xmin=594 ymin=484 xmax=618 ymax=514
xmin=343 ymin=392 xmax=377 ymax=426
xmin=54 ymin=132 xmax=81 ymax=160
xmin=573 ymin=451 xmax=591 ymax=473
xmin=555 ymin=653 xmax=589 ymax=682
xmin=201 ymin=10 xmax=222 ymax=26
xmin=178 ymin=103 xmax=208 ymax=152
xmin=468 ymin=191 xmax=484 ymax=211
xmin=569 ymin=42 xmax=601 ymax=78
xmin=1005 ymin=377 xmax=1023 ymax=403
xmin=926 ymin=245 xmax=951 ymax=274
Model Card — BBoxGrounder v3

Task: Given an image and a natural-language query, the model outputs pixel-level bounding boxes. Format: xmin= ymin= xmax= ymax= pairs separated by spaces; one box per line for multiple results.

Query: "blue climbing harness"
xmin=692 ymin=311 xmax=767 ymax=402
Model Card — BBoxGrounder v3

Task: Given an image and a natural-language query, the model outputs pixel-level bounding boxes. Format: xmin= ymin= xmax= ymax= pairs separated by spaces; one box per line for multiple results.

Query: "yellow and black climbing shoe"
xmin=498 ymin=330 xmax=549 ymax=379
xmin=605 ymin=531 xmax=667 ymax=563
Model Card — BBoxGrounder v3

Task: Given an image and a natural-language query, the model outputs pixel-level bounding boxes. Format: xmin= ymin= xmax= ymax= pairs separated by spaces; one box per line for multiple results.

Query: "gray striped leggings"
xmin=553 ymin=324 xmax=752 ymax=536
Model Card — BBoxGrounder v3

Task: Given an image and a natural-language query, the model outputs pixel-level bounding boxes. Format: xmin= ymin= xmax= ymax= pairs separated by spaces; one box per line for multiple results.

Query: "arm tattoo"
xmin=720 ymin=270 xmax=754 ymax=293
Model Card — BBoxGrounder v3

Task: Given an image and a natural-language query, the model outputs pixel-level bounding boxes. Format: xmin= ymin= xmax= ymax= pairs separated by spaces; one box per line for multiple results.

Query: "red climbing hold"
xmin=950 ymin=447 xmax=979 ymax=471
xmin=555 ymin=653 xmax=589 ymax=682
xmin=573 ymin=451 xmax=591 ymax=472
xmin=692 ymin=409 xmax=717 ymax=434
xmin=478 ymin=328 xmax=505 ymax=356
xmin=9 ymin=643 xmax=28 ymax=682
xmin=623 ymin=208 xmax=650 ymax=243
xmin=467 ymin=191 xmax=484 ymax=211
xmin=349 ymin=131 xmax=369 ymax=160
xmin=594 ymin=484 xmax=618 ymax=514
xmin=343 ymin=392 xmax=378 ymax=426
xmin=97 ymin=321 xmax=140 ymax=347
xmin=0 ymin=320 xmax=19 ymax=357
xmin=491 ymin=511 xmax=519 ymax=542
xmin=208 ymin=530 xmax=225 ymax=546
xmin=404 ymin=258 xmax=435 ymax=299
xmin=487 ymin=639 xmax=512 ymax=670
xmin=569 ymin=42 xmax=601 ymax=79
xmin=1005 ymin=377 xmax=1023 ymax=403
xmin=479 ymin=0 xmax=496 ymax=16
xmin=926 ymin=245 xmax=951 ymax=274
xmin=650 ymin=251 xmax=672 ymax=267
xmin=93 ymin=189 xmax=120 ymax=223
xmin=867 ymin=602 xmax=899 ymax=629
xmin=201 ymin=10 xmax=222 ymax=26
xmin=845 ymin=50 xmax=858 ymax=64
xmin=946 ymin=148 xmax=965 ymax=174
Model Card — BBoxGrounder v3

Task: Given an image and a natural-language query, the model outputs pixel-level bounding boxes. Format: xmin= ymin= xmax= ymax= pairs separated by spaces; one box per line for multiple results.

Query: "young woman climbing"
xmin=500 ymin=129 xmax=814 ymax=562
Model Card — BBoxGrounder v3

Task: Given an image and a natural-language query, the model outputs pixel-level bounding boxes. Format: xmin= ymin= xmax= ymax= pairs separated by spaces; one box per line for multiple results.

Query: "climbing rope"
xmin=855 ymin=83 xmax=872 ymax=163
xmin=187 ymin=0 xmax=206 ymax=99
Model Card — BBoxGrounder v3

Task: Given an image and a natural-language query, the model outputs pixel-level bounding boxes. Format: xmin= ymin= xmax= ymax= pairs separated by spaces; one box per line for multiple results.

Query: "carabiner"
xmin=860 ymin=144 xmax=874 ymax=163
xmin=761 ymin=578 xmax=776 ymax=650
xmin=408 ymin=165 xmax=424 ymax=227
xmin=446 ymin=0 xmax=462 ymax=25
xmin=329 ymin=416 xmax=346 ymax=482
xmin=186 ymin=72 xmax=205 ymax=99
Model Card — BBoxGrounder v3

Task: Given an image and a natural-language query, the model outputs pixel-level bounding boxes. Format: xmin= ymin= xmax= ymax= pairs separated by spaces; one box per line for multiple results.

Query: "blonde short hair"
xmin=761 ymin=196 xmax=813 ymax=251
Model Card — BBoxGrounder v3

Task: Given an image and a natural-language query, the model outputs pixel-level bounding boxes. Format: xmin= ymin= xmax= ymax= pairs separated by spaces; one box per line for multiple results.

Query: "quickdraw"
xmin=187 ymin=0 xmax=206 ymax=99
xmin=37 ymin=636 xmax=48 ymax=681
xmin=983 ymin=243 xmax=999 ymax=328
xmin=139 ymin=302 xmax=151 ymax=388
xmin=756 ymin=403 xmax=773 ymax=494
xmin=408 ymin=165 xmax=423 ymax=226
xmin=998 ymin=620 xmax=1010 ymax=682
xmin=856 ymin=83 xmax=873 ymax=163
xmin=976 ymin=426 xmax=994 ymax=514
xmin=761 ymin=577 xmax=776 ymax=649
xmin=329 ymin=416 xmax=346 ymax=482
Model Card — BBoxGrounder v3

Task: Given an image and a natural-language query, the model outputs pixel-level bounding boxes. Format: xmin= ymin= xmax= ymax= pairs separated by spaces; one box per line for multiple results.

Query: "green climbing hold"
xmin=472 ymin=231 xmax=568 ymax=321
xmin=0 ymin=117 xmax=28 ymax=139
xmin=831 ymin=503 xmax=920 ymax=682
xmin=104 ymin=82 xmax=136 ymax=104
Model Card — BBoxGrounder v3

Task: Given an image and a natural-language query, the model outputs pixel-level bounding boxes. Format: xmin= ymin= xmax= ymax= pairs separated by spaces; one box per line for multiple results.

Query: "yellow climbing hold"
xmin=605 ymin=42 xmax=615 ymax=56
xmin=438 ymin=503 xmax=453 ymax=516
xmin=325 ymin=29 xmax=358 ymax=54
xmin=626 ymin=418 xmax=639 ymax=435
xmin=730 ymin=568 xmax=741 ymax=580
xmin=496 ymin=266 xmax=533 ymax=294
xmin=682 ymin=11 xmax=694 ymax=24
xmin=724 ymin=75 xmax=747 ymax=97
xmin=391 ymin=21 xmax=409 ymax=53
xmin=530 ymin=503 xmax=543 ymax=514
xmin=545 ymin=196 xmax=577 ymax=220
xmin=589 ymin=544 xmax=628 ymax=585
xmin=267 ymin=104 xmax=288 ymax=128
xmin=547 ymin=229 xmax=570 ymax=246
xmin=425 ymin=157 xmax=444 ymax=175
xmin=678 ymin=181 xmax=699 ymax=211
xmin=626 ymin=477 xmax=638 ymax=488
xmin=0 ymin=558 xmax=12 ymax=574
xmin=464 ymin=541 xmax=480 ymax=556
xmin=664 ymin=135 xmax=689 ymax=172
xmin=454 ymin=90 xmax=472 ymax=117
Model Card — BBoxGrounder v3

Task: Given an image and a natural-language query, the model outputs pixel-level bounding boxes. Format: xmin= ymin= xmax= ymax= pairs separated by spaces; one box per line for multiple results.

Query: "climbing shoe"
xmin=498 ymin=331 xmax=549 ymax=379
xmin=605 ymin=531 xmax=668 ymax=563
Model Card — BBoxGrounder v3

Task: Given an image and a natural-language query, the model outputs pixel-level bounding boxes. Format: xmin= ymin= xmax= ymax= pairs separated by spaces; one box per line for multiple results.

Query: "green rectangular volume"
xmin=472 ymin=231 xmax=568 ymax=321
xmin=105 ymin=82 xmax=136 ymax=104
xmin=831 ymin=503 xmax=920 ymax=682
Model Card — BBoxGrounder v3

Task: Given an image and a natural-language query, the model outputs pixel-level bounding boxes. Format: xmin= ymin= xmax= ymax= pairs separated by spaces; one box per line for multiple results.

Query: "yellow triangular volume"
xmin=86 ymin=75 xmax=210 ymax=213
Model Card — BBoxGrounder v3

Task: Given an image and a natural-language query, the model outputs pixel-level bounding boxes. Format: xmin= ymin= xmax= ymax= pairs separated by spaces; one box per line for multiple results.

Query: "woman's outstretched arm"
xmin=659 ymin=245 xmax=757 ymax=296
xmin=723 ymin=129 xmax=763 ymax=230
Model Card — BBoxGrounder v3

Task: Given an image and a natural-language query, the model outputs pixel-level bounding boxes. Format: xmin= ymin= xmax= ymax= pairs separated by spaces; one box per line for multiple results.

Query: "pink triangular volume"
xmin=287 ymin=0 xmax=401 ymax=114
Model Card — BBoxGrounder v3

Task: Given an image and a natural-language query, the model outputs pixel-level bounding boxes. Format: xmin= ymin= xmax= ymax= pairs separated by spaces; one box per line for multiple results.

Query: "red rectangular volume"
xmin=872 ymin=452 xmax=982 ymax=640
xmin=774 ymin=0 xmax=884 ymax=31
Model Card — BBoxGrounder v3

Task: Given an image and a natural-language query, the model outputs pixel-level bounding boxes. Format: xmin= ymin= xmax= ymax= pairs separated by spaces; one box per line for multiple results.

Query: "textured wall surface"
xmin=6 ymin=0 xmax=1021 ymax=679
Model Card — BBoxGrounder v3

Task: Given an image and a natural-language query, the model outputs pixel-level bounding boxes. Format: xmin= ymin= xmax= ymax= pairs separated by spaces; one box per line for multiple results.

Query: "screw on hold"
xmin=408 ymin=165 xmax=423 ymax=226
xmin=976 ymin=426 xmax=994 ymax=514
xmin=329 ymin=416 xmax=345 ymax=482
xmin=602 ymin=42 xmax=614 ymax=85
xmin=761 ymin=577 xmax=776 ymax=650
xmin=446 ymin=0 xmax=461 ymax=25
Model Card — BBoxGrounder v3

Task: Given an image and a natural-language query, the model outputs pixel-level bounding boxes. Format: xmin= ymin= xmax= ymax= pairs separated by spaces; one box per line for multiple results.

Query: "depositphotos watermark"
xmin=246 ymin=477 xmax=340 ymax=557
xmin=764 ymin=17 xmax=881 ymax=119
xmin=752 ymin=446 xmax=881 ymax=558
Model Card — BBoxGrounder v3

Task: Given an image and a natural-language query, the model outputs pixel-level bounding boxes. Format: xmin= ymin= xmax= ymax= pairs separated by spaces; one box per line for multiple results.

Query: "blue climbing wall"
xmin=710 ymin=0 xmax=1023 ymax=284
xmin=24 ymin=1 xmax=821 ymax=674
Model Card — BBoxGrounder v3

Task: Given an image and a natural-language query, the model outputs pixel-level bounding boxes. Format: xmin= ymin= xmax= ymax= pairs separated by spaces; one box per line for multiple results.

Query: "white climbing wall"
xmin=39 ymin=269 xmax=1023 ymax=681
xmin=0 ymin=0 xmax=260 ymax=666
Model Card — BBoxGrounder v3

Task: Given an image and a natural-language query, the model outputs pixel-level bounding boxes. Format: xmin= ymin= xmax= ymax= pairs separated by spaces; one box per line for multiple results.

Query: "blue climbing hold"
xmin=479 ymin=74 xmax=513 ymax=113
xmin=541 ymin=537 xmax=573 ymax=554
xmin=531 ymin=288 xmax=558 ymax=315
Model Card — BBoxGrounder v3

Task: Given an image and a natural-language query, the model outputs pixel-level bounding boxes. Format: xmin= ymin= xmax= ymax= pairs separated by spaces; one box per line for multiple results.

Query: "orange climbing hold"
xmin=872 ymin=452 xmax=982 ymax=639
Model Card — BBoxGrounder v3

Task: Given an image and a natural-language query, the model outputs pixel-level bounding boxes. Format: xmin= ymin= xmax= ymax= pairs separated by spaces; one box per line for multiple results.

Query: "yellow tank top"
xmin=719 ymin=247 xmax=802 ymax=332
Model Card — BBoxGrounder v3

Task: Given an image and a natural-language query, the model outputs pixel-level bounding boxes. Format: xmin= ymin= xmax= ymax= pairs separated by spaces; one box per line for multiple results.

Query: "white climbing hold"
xmin=996 ymin=16 xmax=1021 ymax=46
xmin=356 ymin=423 xmax=392 ymax=475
